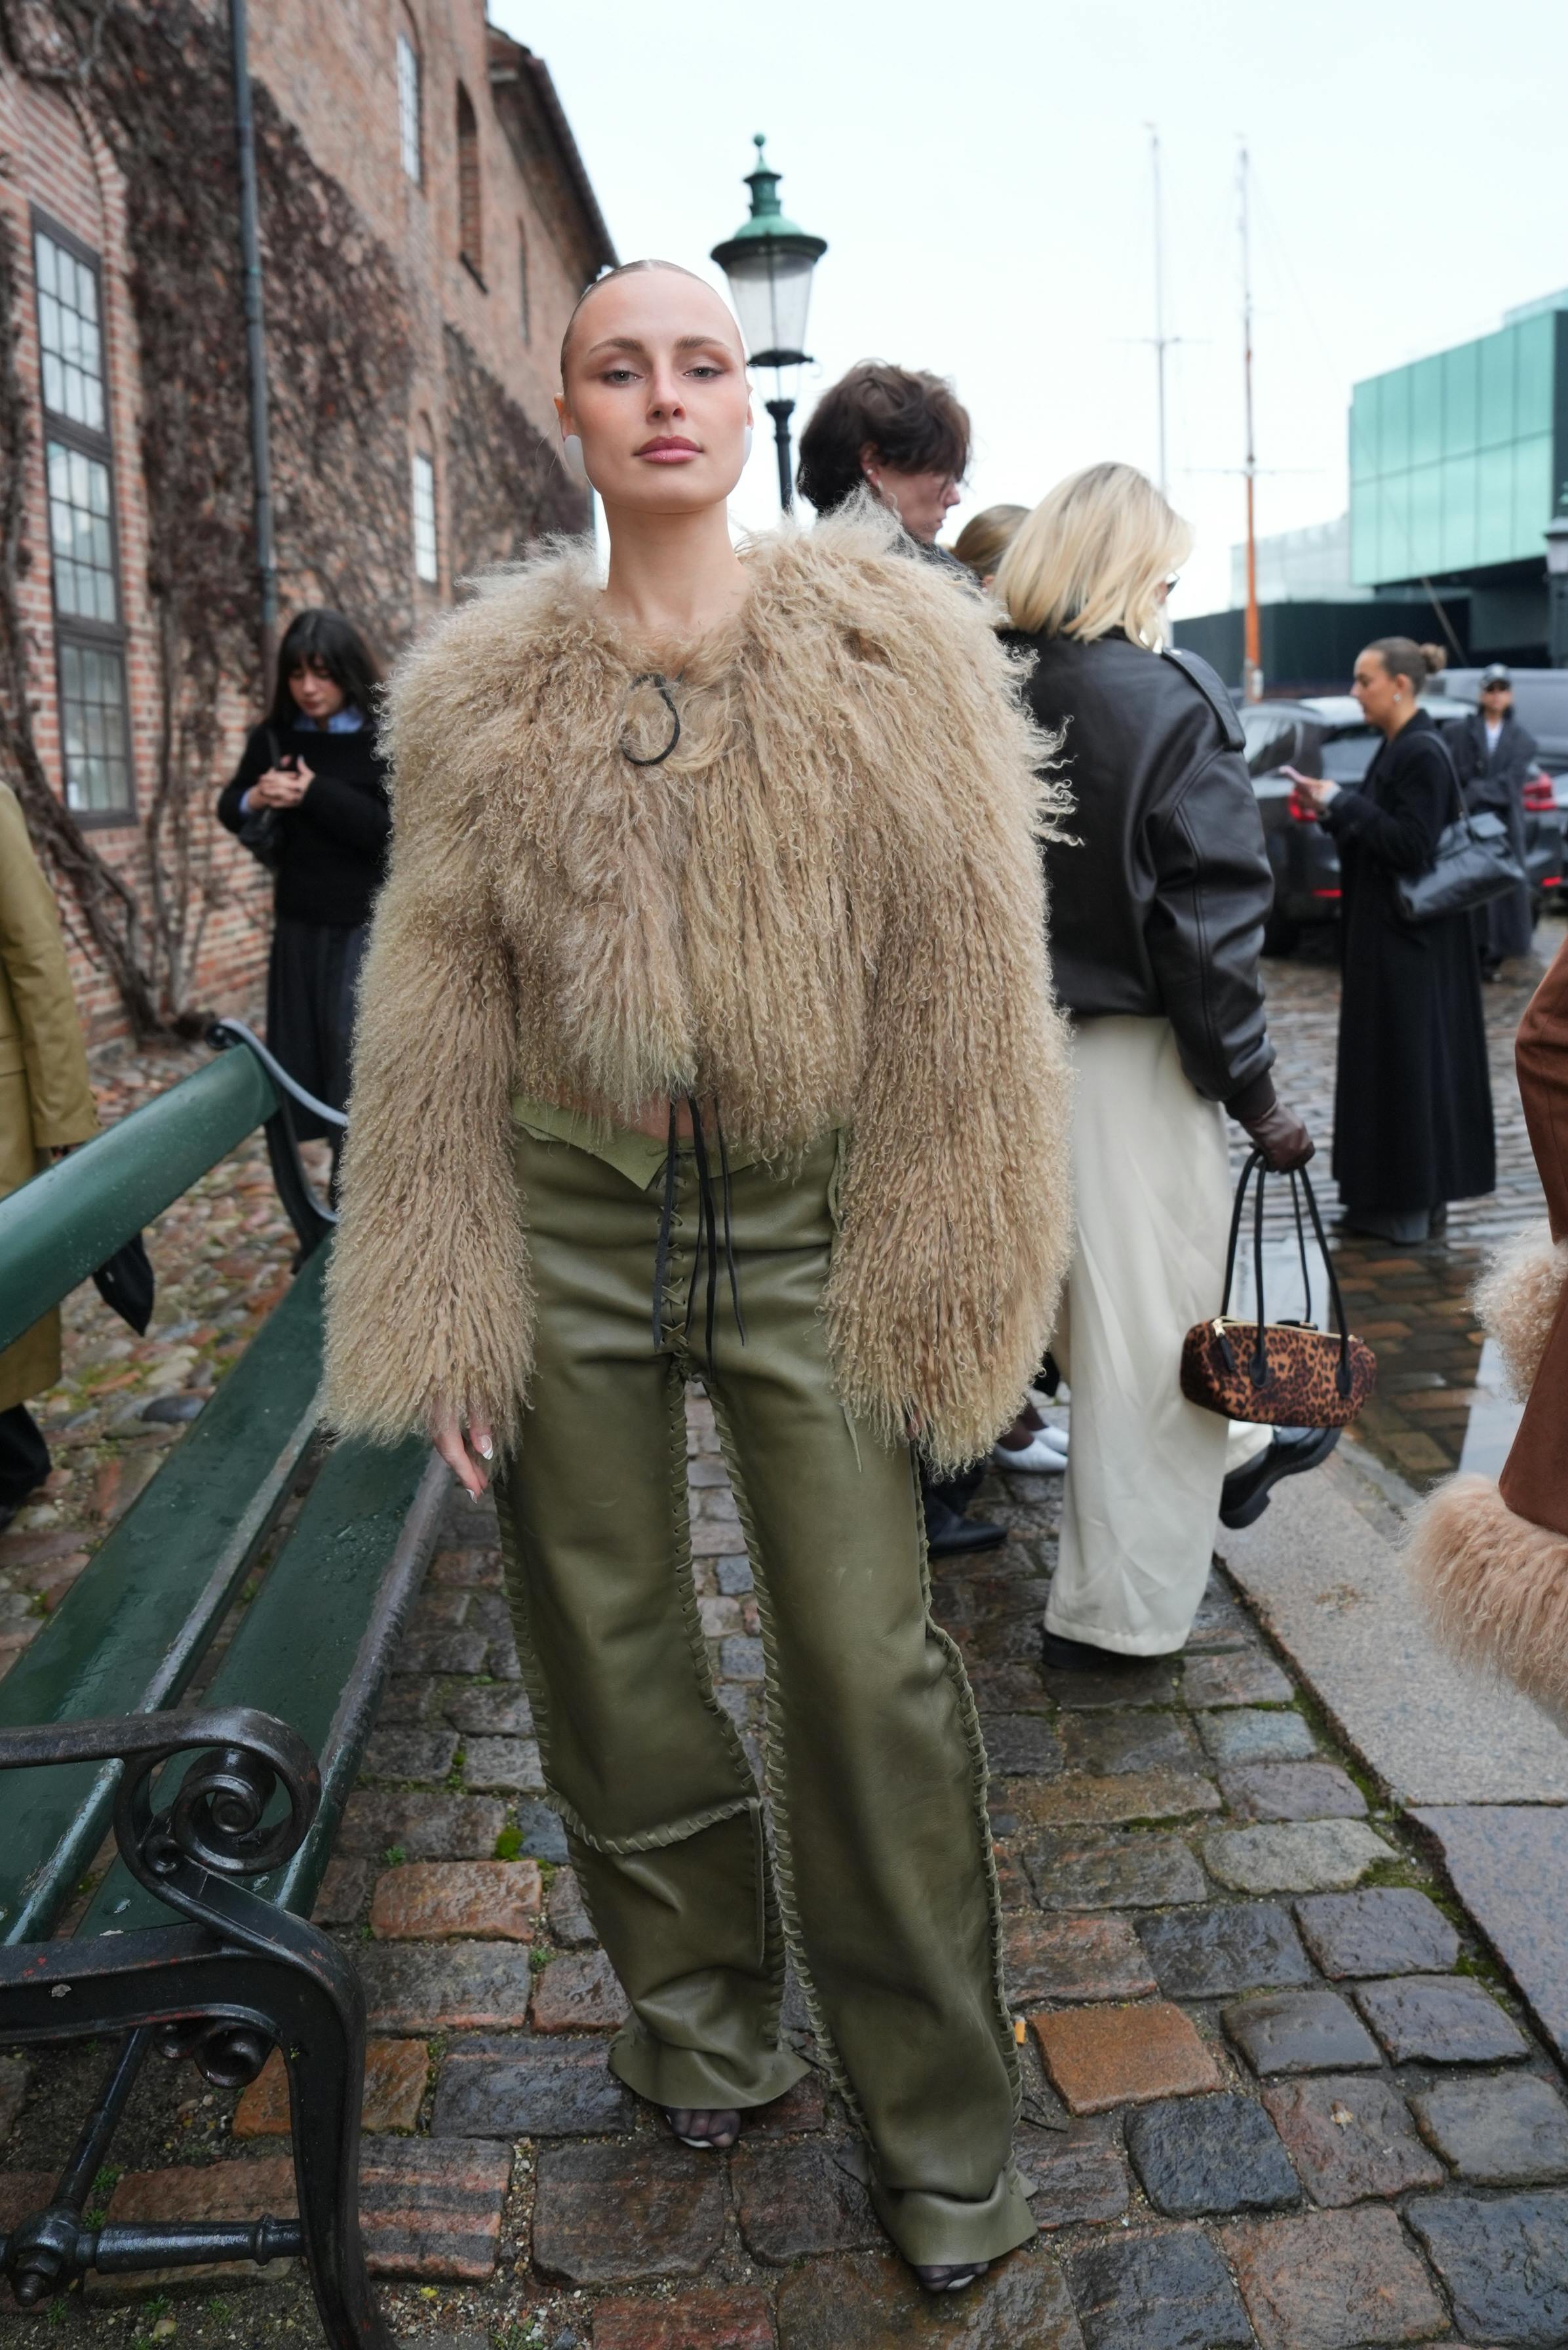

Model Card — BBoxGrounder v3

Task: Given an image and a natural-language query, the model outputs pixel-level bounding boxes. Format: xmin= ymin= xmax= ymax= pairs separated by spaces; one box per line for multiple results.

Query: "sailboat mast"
xmin=1149 ymin=125 xmax=1168 ymax=498
xmin=1240 ymin=140 xmax=1263 ymax=702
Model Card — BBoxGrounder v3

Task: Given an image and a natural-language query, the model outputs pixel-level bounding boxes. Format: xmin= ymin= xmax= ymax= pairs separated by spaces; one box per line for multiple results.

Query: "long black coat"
xmin=1321 ymin=709 xmax=1494 ymax=1211
xmin=1451 ymin=709 xmax=1539 ymax=962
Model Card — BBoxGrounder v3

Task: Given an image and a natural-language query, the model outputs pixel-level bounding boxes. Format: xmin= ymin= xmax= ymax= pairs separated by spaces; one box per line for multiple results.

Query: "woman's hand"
xmin=1283 ymin=767 xmax=1337 ymax=818
xmin=248 ymin=760 xmax=314 ymax=810
xmin=430 ymin=1408 xmax=495 ymax=1499
xmin=1244 ymin=1100 xmax=1315 ymax=1173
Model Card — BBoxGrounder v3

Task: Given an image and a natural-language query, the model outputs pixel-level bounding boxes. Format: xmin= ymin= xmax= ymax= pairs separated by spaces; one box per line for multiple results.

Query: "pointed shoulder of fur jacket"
xmin=740 ymin=500 xmax=1029 ymax=719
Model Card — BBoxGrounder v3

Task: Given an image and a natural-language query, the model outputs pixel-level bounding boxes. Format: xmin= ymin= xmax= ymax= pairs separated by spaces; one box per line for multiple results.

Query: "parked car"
xmin=1241 ymin=693 xmax=1565 ymax=953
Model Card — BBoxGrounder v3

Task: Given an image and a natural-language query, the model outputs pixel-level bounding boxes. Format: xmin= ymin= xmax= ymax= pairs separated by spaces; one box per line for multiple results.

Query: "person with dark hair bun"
xmin=218 ymin=608 xmax=390 ymax=1178
xmin=1289 ymin=638 xmax=1494 ymax=1242
xmin=796 ymin=361 xmax=970 ymax=557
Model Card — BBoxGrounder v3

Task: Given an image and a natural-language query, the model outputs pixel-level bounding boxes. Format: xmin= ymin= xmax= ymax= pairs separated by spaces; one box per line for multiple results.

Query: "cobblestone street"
xmin=1258 ymin=923 xmax=1556 ymax=1491
xmin=3 ymin=929 xmax=1567 ymax=2348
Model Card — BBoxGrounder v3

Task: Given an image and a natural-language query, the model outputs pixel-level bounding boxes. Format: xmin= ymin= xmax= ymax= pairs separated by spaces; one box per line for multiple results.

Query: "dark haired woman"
xmin=797 ymin=360 xmax=969 ymax=559
xmin=324 ymin=260 xmax=1073 ymax=2293
xmin=1290 ymin=637 xmax=1494 ymax=1243
xmin=218 ymin=610 xmax=390 ymax=1178
xmin=798 ymin=359 xmax=1013 ymax=1553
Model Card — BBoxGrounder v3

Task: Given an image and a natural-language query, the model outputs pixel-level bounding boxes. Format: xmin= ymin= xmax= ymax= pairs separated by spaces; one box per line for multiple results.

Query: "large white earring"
xmin=560 ymin=433 xmax=589 ymax=485
xmin=743 ymin=424 xmax=754 ymax=463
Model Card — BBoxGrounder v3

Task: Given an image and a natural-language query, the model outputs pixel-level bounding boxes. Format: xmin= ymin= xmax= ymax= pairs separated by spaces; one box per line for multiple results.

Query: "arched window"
xmin=395 ymin=25 xmax=421 ymax=185
xmin=456 ymin=83 xmax=482 ymax=283
xmin=518 ymin=222 xmax=530 ymax=343
xmin=412 ymin=429 xmax=439 ymax=586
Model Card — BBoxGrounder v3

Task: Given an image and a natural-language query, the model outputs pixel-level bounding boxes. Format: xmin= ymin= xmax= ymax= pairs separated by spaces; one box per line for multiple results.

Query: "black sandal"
xmin=665 ymin=2105 xmax=741 ymax=2150
xmin=912 ymin=2260 xmax=990 ymax=2294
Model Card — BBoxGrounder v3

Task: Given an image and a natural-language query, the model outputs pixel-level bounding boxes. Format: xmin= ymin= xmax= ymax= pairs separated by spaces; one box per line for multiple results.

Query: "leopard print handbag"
xmin=1181 ymin=1151 xmax=1377 ymax=1428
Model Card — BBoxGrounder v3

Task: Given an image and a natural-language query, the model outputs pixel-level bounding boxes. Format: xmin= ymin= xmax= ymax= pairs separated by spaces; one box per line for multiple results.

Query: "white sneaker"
xmin=993 ymin=1431 xmax=1067 ymax=1473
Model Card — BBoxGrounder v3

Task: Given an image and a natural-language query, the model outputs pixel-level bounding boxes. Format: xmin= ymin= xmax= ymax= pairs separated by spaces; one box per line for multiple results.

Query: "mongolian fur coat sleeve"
xmin=322 ymin=636 xmax=529 ymax=1448
xmin=821 ymin=541 xmax=1074 ymax=1471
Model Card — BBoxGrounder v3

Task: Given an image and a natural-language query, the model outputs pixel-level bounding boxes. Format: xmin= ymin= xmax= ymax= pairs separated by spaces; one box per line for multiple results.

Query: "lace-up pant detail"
xmin=494 ymin=1126 xmax=1033 ymax=2268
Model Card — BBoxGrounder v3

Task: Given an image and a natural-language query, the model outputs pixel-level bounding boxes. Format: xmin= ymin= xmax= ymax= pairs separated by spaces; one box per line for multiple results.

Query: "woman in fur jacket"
xmin=1407 ymin=936 xmax=1568 ymax=1713
xmin=324 ymin=261 xmax=1073 ymax=2291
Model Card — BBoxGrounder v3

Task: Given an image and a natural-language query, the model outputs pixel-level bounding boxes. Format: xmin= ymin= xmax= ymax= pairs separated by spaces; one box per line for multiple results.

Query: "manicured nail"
xmin=477 ymin=1437 xmax=494 ymax=1460
xmin=468 ymin=1488 xmax=482 ymax=1505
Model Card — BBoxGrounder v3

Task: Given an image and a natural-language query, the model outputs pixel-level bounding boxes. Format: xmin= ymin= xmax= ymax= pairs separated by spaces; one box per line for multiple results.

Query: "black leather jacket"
xmin=1008 ymin=627 xmax=1276 ymax=1111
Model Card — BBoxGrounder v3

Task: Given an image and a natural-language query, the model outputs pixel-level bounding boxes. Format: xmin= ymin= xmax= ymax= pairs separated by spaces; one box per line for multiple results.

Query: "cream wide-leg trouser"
xmin=1045 ymin=1016 xmax=1269 ymax=1658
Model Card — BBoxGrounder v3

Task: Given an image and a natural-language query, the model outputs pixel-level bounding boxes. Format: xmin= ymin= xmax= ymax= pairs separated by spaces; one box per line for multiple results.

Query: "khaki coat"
xmin=0 ymin=783 xmax=98 ymax=1410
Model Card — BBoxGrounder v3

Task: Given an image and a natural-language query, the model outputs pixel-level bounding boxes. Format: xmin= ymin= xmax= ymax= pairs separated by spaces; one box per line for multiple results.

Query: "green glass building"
xmin=1349 ymin=293 xmax=1568 ymax=658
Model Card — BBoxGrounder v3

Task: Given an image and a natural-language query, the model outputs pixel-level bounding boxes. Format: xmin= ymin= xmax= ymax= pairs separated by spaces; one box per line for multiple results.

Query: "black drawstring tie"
xmin=650 ymin=1096 xmax=747 ymax=1361
xmin=651 ymin=1098 xmax=680 ymax=1350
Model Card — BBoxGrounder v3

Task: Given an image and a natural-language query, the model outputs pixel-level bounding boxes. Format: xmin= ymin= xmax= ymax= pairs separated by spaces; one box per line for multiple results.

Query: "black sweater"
xmin=218 ymin=719 xmax=391 ymax=927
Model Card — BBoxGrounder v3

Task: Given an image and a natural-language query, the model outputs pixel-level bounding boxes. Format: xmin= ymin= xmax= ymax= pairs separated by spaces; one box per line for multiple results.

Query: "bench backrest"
xmin=0 ymin=1037 xmax=314 ymax=1354
xmin=0 ymin=1035 xmax=342 ymax=1943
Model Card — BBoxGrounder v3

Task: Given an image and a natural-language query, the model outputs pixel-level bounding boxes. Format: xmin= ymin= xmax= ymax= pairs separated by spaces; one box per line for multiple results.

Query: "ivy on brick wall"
xmin=444 ymin=322 xmax=585 ymax=580
xmin=0 ymin=0 xmax=583 ymax=1037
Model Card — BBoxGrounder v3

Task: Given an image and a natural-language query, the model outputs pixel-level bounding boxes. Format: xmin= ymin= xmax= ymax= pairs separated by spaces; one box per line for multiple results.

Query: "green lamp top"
xmin=718 ymin=134 xmax=826 ymax=256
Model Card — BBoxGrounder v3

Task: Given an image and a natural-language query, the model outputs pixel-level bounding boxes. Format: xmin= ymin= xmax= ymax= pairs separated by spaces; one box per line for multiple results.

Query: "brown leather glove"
xmin=1243 ymin=1099 xmax=1315 ymax=1172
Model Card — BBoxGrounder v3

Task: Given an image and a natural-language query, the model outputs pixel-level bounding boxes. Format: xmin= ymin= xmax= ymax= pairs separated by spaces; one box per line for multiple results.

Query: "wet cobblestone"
xmin=1257 ymin=923 xmax=1559 ymax=1488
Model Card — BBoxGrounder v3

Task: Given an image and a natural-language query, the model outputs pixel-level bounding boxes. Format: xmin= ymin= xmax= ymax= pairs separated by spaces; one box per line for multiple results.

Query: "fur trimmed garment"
xmin=1405 ymin=1473 xmax=1568 ymax=1715
xmin=1472 ymin=1218 xmax=1568 ymax=1400
xmin=1405 ymin=938 xmax=1568 ymax=1703
xmin=324 ymin=506 xmax=1074 ymax=1471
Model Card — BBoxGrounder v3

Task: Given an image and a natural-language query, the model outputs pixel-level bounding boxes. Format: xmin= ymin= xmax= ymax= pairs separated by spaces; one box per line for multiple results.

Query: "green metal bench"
xmin=0 ymin=1025 xmax=446 ymax=2348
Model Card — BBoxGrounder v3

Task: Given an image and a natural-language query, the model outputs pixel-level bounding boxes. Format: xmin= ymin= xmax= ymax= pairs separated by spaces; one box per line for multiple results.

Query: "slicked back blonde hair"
xmin=996 ymin=462 xmax=1194 ymax=648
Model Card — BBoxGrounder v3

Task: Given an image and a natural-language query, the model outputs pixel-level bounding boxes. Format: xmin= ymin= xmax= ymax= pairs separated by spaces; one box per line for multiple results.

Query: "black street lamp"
xmin=1546 ymin=517 xmax=1568 ymax=668
xmin=711 ymin=136 xmax=827 ymax=512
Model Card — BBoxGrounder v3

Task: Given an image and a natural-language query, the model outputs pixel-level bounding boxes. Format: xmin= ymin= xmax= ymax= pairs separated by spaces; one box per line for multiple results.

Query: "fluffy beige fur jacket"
xmin=324 ymin=504 xmax=1073 ymax=1471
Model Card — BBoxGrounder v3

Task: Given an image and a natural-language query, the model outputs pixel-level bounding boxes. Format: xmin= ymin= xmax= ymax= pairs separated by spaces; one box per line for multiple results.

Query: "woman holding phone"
xmin=218 ymin=610 xmax=391 ymax=1183
xmin=1286 ymin=637 xmax=1493 ymax=1243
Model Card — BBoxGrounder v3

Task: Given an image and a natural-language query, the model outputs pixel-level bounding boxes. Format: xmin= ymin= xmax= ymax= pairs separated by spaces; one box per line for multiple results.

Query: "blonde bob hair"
xmin=996 ymin=462 xmax=1194 ymax=648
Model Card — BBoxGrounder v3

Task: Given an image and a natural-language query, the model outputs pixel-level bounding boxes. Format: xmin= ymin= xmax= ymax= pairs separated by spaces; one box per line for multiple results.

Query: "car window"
xmin=1240 ymin=711 xmax=1300 ymax=777
xmin=1320 ymin=728 xmax=1378 ymax=784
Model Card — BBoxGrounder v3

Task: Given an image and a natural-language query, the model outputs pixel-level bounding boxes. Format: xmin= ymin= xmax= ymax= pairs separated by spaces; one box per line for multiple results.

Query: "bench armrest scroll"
xmin=0 ymin=1706 xmax=321 ymax=1894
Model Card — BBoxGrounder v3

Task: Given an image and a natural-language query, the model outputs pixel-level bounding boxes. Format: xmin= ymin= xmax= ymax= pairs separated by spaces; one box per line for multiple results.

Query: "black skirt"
xmin=265 ymin=916 xmax=367 ymax=1143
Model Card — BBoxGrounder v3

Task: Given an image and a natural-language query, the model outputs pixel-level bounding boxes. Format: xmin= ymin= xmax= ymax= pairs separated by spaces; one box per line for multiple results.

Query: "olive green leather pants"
xmin=494 ymin=1126 xmax=1033 ymax=2267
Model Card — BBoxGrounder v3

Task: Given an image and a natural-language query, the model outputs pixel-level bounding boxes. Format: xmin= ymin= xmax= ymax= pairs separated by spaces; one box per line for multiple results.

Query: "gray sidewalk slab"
xmin=1217 ymin=1446 xmax=1568 ymax=1807
xmin=1411 ymin=1807 xmax=1568 ymax=2061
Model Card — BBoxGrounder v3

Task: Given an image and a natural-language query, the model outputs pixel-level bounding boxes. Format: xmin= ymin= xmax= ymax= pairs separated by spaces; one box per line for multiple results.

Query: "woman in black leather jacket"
xmin=998 ymin=463 xmax=1321 ymax=1667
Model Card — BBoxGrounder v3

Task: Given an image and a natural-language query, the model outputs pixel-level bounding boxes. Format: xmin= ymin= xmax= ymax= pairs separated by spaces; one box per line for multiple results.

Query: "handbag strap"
xmin=1217 ymin=1149 xmax=1356 ymax=1398
xmin=1430 ymin=724 xmax=1472 ymax=837
xmin=1287 ymin=1171 xmax=1314 ymax=1326
xmin=1218 ymin=1148 xmax=1264 ymax=1321
xmin=1295 ymin=1161 xmax=1356 ymax=1395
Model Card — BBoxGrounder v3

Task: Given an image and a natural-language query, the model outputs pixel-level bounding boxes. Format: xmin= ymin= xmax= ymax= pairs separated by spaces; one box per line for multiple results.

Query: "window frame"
xmin=455 ymin=82 xmax=485 ymax=289
xmin=31 ymin=206 xmax=136 ymax=827
xmin=396 ymin=28 xmax=423 ymax=187
xmin=411 ymin=448 xmax=439 ymax=586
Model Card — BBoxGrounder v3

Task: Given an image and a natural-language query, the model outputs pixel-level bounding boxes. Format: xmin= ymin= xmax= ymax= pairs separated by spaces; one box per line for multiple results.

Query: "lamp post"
xmin=711 ymin=136 xmax=827 ymax=512
xmin=1546 ymin=517 xmax=1568 ymax=667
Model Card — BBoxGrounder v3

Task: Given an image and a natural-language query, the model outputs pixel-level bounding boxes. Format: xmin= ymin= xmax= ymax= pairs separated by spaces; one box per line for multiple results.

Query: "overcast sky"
xmin=492 ymin=0 xmax=1568 ymax=618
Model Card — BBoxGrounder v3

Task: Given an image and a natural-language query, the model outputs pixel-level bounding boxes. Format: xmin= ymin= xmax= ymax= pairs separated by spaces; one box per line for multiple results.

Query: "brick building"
xmin=0 ymin=0 xmax=613 ymax=1045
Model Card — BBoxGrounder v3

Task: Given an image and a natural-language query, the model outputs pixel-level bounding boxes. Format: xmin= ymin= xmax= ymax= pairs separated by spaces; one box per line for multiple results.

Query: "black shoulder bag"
xmin=235 ymin=727 xmax=283 ymax=873
xmin=1393 ymin=729 xmax=1526 ymax=925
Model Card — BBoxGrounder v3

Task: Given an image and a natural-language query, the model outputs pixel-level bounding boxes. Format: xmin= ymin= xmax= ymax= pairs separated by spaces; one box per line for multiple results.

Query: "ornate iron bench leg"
xmin=273 ymin=1953 xmax=393 ymax=2350
xmin=0 ymin=1711 xmax=406 ymax=2345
